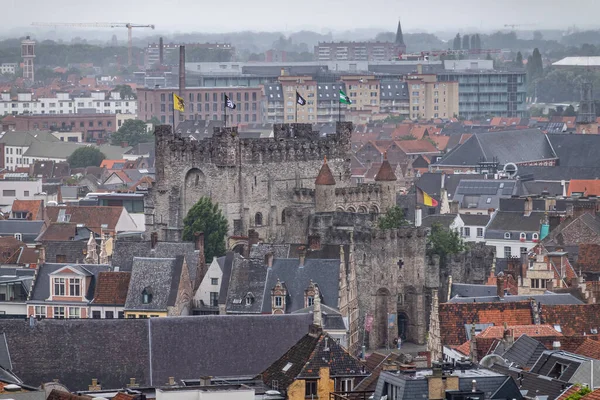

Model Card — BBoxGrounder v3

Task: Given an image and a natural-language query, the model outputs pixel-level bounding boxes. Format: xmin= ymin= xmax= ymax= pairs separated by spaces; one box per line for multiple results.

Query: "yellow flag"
xmin=173 ymin=93 xmax=185 ymax=112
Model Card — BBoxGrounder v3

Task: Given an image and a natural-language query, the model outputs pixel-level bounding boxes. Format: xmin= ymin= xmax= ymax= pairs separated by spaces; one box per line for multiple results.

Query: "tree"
xmin=114 ymin=84 xmax=136 ymax=100
xmin=427 ymin=223 xmax=465 ymax=264
xmin=470 ymin=34 xmax=481 ymax=50
xmin=378 ymin=206 xmax=409 ymax=229
xmin=147 ymin=116 xmax=161 ymax=126
xmin=462 ymin=34 xmax=470 ymax=50
xmin=556 ymin=105 xmax=565 ymax=115
xmin=67 ymin=146 xmax=105 ymax=168
xmin=183 ymin=197 xmax=228 ymax=262
xmin=563 ymin=104 xmax=576 ymax=116
xmin=515 ymin=51 xmax=523 ymax=67
xmin=110 ymin=119 xmax=152 ymax=147
xmin=453 ymin=34 xmax=462 ymax=50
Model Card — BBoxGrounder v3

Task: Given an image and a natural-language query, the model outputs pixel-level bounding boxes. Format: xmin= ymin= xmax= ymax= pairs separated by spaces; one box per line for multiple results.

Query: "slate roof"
xmin=497 ymin=334 xmax=548 ymax=369
xmin=435 ymin=129 xmax=556 ymax=167
xmin=260 ymin=258 xmax=340 ymax=314
xmin=490 ymin=364 xmax=571 ymax=400
xmin=225 ymin=256 xmax=268 ymax=314
xmin=460 ymin=214 xmax=490 ymax=226
xmin=448 ymin=293 xmax=583 ymax=305
xmin=0 ymin=220 xmax=46 ymax=243
xmin=28 ymin=263 xmax=110 ymax=303
xmin=36 ymin=223 xmax=93 ymax=242
xmin=291 ymin=304 xmax=347 ymax=331
xmin=420 ymin=214 xmax=458 ymax=229
xmin=451 ymin=283 xmax=496 ymax=298
xmin=0 ymin=130 xmax=57 ymax=146
xmin=541 ymin=304 xmax=600 ymax=336
xmin=91 ymin=271 xmax=131 ymax=305
xmin=485 ymin=211 xmax=545 ymax=239
xmin=374 ymin=157 xmax=397 ymax=181
xmin=125 ymin=257 xmax=184 ymax=312
xmin=259 ymin=332 xmax=367 ymax=391
xmin=531 ymin=350 xmax=587 ymax=383
xmin=1 ymin=314 xmax=312 ymax=391
xmin=453 ymin=180 xmax=517 ymax=211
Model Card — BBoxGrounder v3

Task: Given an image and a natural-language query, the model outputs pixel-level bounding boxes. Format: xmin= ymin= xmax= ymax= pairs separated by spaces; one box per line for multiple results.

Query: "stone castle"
xmin=145 ymin=123 xmax=486 ymax=349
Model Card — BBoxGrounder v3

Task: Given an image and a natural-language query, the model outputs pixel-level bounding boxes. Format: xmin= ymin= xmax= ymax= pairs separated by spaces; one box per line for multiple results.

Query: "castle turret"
xmin=375 ymin=153 xmax=397 ymax=212
xmin=315 ymin=156 xmax=336 ymax=212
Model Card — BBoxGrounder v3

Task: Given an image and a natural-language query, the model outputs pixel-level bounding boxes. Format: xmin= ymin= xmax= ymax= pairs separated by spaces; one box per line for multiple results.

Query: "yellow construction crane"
xmin=31 ymin=22 xmax=155 ymax=66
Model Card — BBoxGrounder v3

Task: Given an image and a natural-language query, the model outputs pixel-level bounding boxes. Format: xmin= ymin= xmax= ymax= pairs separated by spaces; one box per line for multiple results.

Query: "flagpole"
xmin=295 ymin=92 xmax=298 ymax=124
xmin=224 ymin=93 xmax=227 ymax=128
xmin=171 ymin=92 xmax=175 ymax=133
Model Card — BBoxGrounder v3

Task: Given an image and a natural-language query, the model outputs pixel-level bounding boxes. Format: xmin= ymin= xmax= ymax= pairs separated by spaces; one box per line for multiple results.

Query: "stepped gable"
xmin=315 ymin=156 xmax=336 ymax=185
xmin=374 ymin=153 xmax=397 ymax=181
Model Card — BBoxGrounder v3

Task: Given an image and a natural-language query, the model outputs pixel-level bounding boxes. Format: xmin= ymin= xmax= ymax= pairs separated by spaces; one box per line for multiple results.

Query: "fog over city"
xmin=3 ymin=0 xmax=598 ymax=34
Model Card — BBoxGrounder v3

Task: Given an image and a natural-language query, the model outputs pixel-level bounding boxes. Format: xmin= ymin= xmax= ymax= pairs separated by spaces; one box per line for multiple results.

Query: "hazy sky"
xmin=4 ymin=0 xmax=598 ymax=33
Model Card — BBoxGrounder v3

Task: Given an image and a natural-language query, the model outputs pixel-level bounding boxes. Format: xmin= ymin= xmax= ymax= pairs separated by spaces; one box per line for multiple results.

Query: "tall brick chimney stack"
xmin=159 ymin=37 xmax=164 ymax=66
xmin=178 ymin=45 xmax=185 ymax=95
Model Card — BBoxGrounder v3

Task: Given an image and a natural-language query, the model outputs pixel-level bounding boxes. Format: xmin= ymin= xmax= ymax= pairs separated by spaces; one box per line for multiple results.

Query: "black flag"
xmin=225 ymin=94 xmax=237 ymax=109
xmin=296 ymin=91 xmax=306 ymax=106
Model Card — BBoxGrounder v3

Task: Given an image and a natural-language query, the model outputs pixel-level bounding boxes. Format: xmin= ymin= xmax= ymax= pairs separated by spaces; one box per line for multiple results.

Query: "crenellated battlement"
xmin=154 ymin=122 xmax=352 ymax=167
xmin=371 ymin=226 xmax=429 ymax=240
xmin=335 ymin=184 xmax=381 ymax=196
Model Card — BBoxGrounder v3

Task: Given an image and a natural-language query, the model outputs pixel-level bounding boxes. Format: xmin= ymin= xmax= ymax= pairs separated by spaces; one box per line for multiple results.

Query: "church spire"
xmin=395 ymin=19 xmax=405 ymax=46
xmin=315 ymin=156 xmax=336 ymax=185
xmin=375 ymin=152 xmax=397 ymax=181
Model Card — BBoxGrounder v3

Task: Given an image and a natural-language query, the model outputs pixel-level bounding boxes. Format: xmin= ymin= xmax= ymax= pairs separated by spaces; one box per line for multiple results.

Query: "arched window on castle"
xmin=255 ymin=212 xmax=263 ymax=226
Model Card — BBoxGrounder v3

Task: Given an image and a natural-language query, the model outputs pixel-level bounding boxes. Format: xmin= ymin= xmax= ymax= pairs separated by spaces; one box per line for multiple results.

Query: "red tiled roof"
xmin=574 ymin=338 xmax=600 ymax=360
xmin=92 ymin=271 xmax=131 ymax=305
xmin=394 ymin=139 xmax=439 ymax=154
xmin=440 ymin=301 xmax=534 ymax=345
xmin=430 ymin=135 xmax=450 ymax=151
xmin=315 ymin=158 xmax=336 ymax=185
xmin=568 ymin=180 xmax=600 ymax=196
xmin=478 ymin=324 xmax=562 ymax=339
xmin=390 ymin=125 xmax=412 ymax=139
xmin=459 ymin=133 xmax=473 ymax=144
xmin=582 ymin=388 xmax=600 ymax=399
xmin=409 ymin=126 xmax=428 ymax=140
xmin=578 ymin=244 xmax=600 ymax=272
xmin=541 ymin=304 xmax=600 ymax=336
xmin=37 ymin=223 xmax=78 ymax=241
xmin=129 ymin=175 xmax=154 ymax=191
xmin=11 ymin=199 xmax=43 ymax=220
xmin=45 ymin=206 xmax=123 ymax=235
xmin=100 ymin=159 xmax=127 ymax=169
xmin=556 ymin=386 xmax=582 ymax=400
xmin=454 ymin=341 xmax=471 ymax=356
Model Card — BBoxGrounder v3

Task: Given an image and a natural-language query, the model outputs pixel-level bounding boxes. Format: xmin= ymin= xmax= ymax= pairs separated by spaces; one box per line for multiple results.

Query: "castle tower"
xmin=374 ymin=152 xmax=397 ymax=212
xmin=84 ymin=232 xmax=98 ymax=264
xmin=21 ymin=36 xmax=35 ymax=83
xmin=315 ymin=156 xmax=336 ymax=213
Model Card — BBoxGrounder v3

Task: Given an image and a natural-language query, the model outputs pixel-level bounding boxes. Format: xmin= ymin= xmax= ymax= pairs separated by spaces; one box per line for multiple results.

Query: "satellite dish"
xmin=480 ymin=354 xmax=507 ymax=368
xmin=503 ymin=162 xmax=518 ymax=178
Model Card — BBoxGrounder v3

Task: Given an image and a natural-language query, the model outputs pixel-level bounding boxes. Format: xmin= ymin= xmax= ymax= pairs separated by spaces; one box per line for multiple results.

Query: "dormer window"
xmin=307 ymin=296 xmax=314 ymax=307
xmin=245 ymin=292 xmax=254 ymax=306
xmin=520 ymin=232 xmax=526 ymax=241
xmin=13 ymin=233 xmax=22 ymax=241
xmin=532 ymin=233 xmax=539 ymax=241
xmin=504 ymin=232 xmax=511 ymax=239
xmin=142 ymin=287 xmax=153 ymax=304
xmin=275 ymin=296 xmax=283 ymax=307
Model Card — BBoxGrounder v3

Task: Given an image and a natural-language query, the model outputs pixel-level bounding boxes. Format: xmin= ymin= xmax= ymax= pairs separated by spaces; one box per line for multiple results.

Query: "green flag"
xmin=339 ymin=89 xmax=352 ymax=105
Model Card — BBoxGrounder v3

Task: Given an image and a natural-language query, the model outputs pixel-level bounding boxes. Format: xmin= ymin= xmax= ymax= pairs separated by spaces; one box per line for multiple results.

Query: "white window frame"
xmin=504 ymin=232 xmax=511 ymax=239
xmin=53 ymin=306 xmax=65 ymax=319
xmin=53 ymin=277 xmax=65 ymax=296
xmin=68 ymin=307 xmax=80 ymax=319
xmin=34 ymin=306 xmax=46 ymax=318
xmin=69 ymin=278 xmax=81 ymax=297
xmin=275 ymin=296 xmax=283 ymax=307
xmin=520 ymin=232 xmax=526 ymax=240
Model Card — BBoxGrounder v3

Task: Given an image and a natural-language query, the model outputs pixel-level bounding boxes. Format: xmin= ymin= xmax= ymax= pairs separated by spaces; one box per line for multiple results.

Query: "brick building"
xmin=137 ymin=86 xmax=264 ymax=125
xmin=8 ymin=114 xmax=117 ymax=142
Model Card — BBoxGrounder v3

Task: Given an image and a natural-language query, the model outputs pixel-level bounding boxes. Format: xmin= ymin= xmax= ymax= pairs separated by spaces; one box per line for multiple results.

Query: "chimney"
xmin=88 ymin=378 xmax=101 ymax=391
xmin=449 ymin=200 xmax=459 ymax=214
xmin=488 ymin=208 xmax=495 ymax=216
xmin=127 ymin=378 xmax=139 ymax=388
xmin=194 ymin=231 xmax=204 ymax=251
xmin=497 ymin=273 xmax=505 ymax=298
xmin=547 ymin=279 xmax=554 ymax=291
xmin=298 ymin=246 xmax=306 ymax=267
xmin=168 ymin=377 xmax=175 ymax=386
xmin=245 ymin=229 xmax=260 ymax=258
xmin=265 ymin=252 xmax=274 ymax=268
xmin=471 ymin=380 xmax=477 ymax=392
xmin=178 ymin=45 xmax=186 ymax=94
xmin=198 ymin=376 xmax=211 ymax=387
xmin=415 ymin=206 xmax=422 ymax=227
xmin=417 ymin=64 xmax=423 ymax=74
xmin=553 ymin=341 xmax=561 ymax=350
xmin=150 ymin=232 xmax=158 ymax=249
xmin=159 ymin=37 xmax=164 ymax=66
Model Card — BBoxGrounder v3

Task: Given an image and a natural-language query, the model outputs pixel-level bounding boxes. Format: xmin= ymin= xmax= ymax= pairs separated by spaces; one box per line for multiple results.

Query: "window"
xmin=68 ymin=307 xmax=80 ymax=318
xmin=209 ymin=292 xmax=218 ymax=307
xmin=519 ymin=232 xmax=526 ymax=240
xmin=275 ymin=296 xmax=283 ymax=307
xmin=532 ymin=233 xmax=539 ymax=241
xmin=142 ymin=287 xmax=152 ymax=304
xmin=92 ymin=311 xmax=101 ymax=319
xmin=255 ymin=212 xmax=263 ymax=226
xmin=245 ymin=296 xmax=252 ymax=306
xmin=477 ymin=228 xmax=484 ymax=237
xmin=211 ymin=278 xmax=219 ymax=285
xmin=520 ymin=247 xmax=528 ymax=255
xmin=54 ymin=277 xmax=65 ymax=296
xmin=504 ymin=232 xmax=511 ymax=239
xmin=307 ymin=296 xmax=314 ymax=307
xmin=2 ymin=190 xmax=16 ymax=197
xmin=69 ymin=278 xmax=81 ymax=297
xmin=14 ymin=233 xmax=22 ymax=241
xmin=504 ymin=246 xmax=512 ymax=258
xmin=464 ymin=227 xmax=471 ymax=237
xmin=118 ymin=311 xmax=125 ymax=319
xmin=53 ymin=306 xmax=65 ymax=319
xmin=549 ymin=362 xmax=568 ymax=379
xmin=305 ymin=381 xmax=318 ymax=396
xmin=105 ymin=311 xmax=114 ymax=319
xmin=339 ymin=378 xmax=353 ymax=392
xmin=34 ymin=306 xmax=46 ymax=318
xmin=24 ymin=190 xmax=29 ymax=197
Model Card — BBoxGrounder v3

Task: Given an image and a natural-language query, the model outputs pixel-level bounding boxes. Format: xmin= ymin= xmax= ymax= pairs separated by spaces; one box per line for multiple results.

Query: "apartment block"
xmin=0 ymin=91 xmax=137 ymax=116
xmin=314 ymin=41 xmax=398 ymax=61
xmin=9 ymin=113 xmax=117 ymax=142
xmin=342 ymin=75 xmax=380 ymax=113
xmin=137 ymin=86 xmax=264 ymax=125
xmin=279 ymin=75 xmax=318 ymax=122
xmin=406 ymin=74 xmax=459 ymax=120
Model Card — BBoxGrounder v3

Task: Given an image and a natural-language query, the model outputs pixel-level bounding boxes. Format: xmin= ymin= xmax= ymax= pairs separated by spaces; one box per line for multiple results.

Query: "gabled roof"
xmin=568 ymin=179 xmax=600 ymax=196
xmin=92 ymin=271 xmax=131 ymax=305
xmin=451 ymin=283 xmax=496 ymax=298
xmin=394 ymin=139 xmax=438 ymax=154
xmin=497 ymin=334 xmax=548 ymax=369
xmin=36 ymin=222 xmax=93 ymax=242
xmin=374 ymin=155 xmax=397 ymax=181
xmin=436 ymin=129 xmax=556 ymax=167
xmin=460 ymin=214 xmax=490 ymax=226
xmin=124 ymin=256 xmax=185 ymax=312
xmin=479 ymin=324 xmax=562 ymax=339
xmin=491 ymin=364 xmax=571 ymax=400
xmin=259 ymin=332 xmax=367 ymax=390
xmin=0 ymin=220 xmax=46 ymax=243
xmin=225 ymin=256 xmax=268 ymax=314
xmin=46 ymin=206 xmax=124 ymax=235
xmin=421 ymin=214 xmax=458 ymax=230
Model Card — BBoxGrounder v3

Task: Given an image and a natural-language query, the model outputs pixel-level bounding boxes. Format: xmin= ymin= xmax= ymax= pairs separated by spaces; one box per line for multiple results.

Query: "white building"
xmin=0 ymin=91 xmax=137 ymax=116
xmin=0 ymin=63 xmax=18 ymax=74
xmin=0 ymin=175 xmax=43 ymax=213
xmin=193 ymin=256 xmax=225 ymax=313
xmin=460 ymin=214 xmax=491 ymax=244
xmin=484 ymin=209 xmax=542 ymax=258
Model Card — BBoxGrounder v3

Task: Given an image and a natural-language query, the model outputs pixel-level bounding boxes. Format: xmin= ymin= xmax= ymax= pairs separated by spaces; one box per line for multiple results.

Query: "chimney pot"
xmin=497 ymin=273 xmax=505 ymax=298
xmin=472 ymin=379 xmax=477 ymax=392
xmin=168 ymin=377 xmax=175 ymax=386
xmin=553 ymin=341 xmax=561 ymax=350
xmin=298 ymin=246 xmax=306 ymax=267
xmin=265 ymin=252 xmax=274 ymax=268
